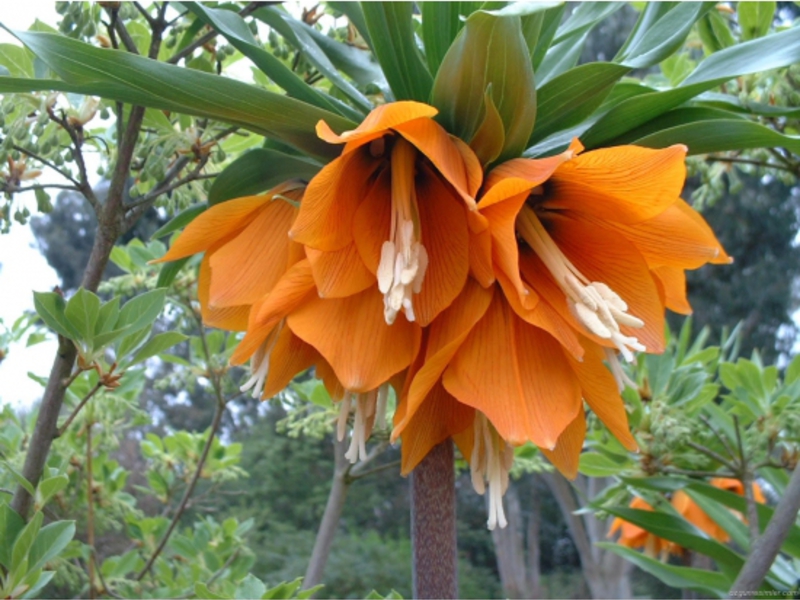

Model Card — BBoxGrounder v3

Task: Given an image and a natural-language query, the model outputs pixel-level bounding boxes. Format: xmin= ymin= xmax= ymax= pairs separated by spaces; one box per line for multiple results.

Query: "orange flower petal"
xmin=546 ymin=212 xmax=666 ymax=353
xmin=469 ymin=228 xmax=495 ymax=287
xmin=290 ymin=149 xmax=381 ymax=251
xmin=306 ymin=242 xmax=375 ymax=298
xmin=208 ymin=199 xmax=297 ymax=308
xmin=287 ymin=286 xmax=421 ymax=393
xmin=316 ymin=101 xmax=438 ymax=146
xmin=442 ymin=293 xmax=582 ymax=448
xmin=315 ymin=357 xmax=346 ymax=401
xmin=450 ymin=134 xmax=484 ymax=197
xmin=480 ymin=186 xmax=537 ymax=309
xmin=547 ymin=144 xmax=687 ymax=224
xmin=154 ymin=196 xmax=268 ymax=263
xmin=566 ymin=340 xmax=637 ymax=451
xmin=484 ymin=140 xmax=581 ymax=191
xmin=612 ymin=199 xmax=732 ymax=269
xmin=198 ymin=253 xmax=249 ymax=331
xmin=395 ymin=117 xmax=480 ymax=209
xmin=495 ymin=269 xmax=584 ymax=360
xmin=540 ymin=408 xmax=586 ymax=479
xmin=262 ymin=328 xmax=319 ymax=398
xmin=398 ymin=381 xmax=475 ymax=475
xmin=652 ymin=265 xmax=692 ymax=315
xmin=353 ymin=169 xmax=392 ymax=274
xmin=230 ymin=259 xmax=317 ymax=365
xmin=393 ymin=279 xmax=493 ymax=439
xmin=414 ymin=166 xmax=470 ymax=326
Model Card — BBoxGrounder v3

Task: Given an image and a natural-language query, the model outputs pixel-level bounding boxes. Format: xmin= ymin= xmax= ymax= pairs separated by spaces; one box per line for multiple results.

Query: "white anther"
xmin=378 ymin=242 xmax=396 ymax=294
xmin=470 ymin=414 xmax=513 ymax=530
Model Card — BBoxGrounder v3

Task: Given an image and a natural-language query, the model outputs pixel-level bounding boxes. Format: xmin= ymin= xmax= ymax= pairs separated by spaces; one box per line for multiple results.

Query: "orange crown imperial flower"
xmin=156 ymin=99 xmax=731 ymax=530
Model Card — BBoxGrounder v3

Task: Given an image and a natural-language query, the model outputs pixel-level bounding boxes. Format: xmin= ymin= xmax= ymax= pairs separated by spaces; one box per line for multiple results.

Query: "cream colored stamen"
xmin=336 ymin=384 xmax=390 ymax=464
xmin=377 ymin=138 xmax=428 ymax=325
xmin=516 ymin=207 xmax=646 ymax=360
xmin=239 ymin=323 xmax=283 ymax=399
xmin=604 ymin=348 xmax=637 ymax=392
xmin=470 ymin=414 xmax=514 ymax=530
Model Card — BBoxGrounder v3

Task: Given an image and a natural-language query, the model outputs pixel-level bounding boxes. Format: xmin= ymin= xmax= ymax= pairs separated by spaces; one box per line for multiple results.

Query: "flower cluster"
xmin=610 ymin=478 xmax=766 ymax=558
xmin=157 ymin=101 xmax=729 ymax=529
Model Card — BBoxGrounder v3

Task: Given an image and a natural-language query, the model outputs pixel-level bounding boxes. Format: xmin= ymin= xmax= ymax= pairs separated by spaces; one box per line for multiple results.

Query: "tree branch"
xmin=167 ymin=2 xmax=262 ymax=65
xmin=9 ymin=142 xmax=81 ymax=187
xmin=686 ymin=441 xmax=740 ymax=473
xmin=136 ymin=315 xmax=226 ymax=581
xmin=728 ymin=465 xmax=800 ymax=597
xmin=707 ymin=155 xmax=799 ymax=176
xmin=55 ymin=382 xmax=103 ymax=439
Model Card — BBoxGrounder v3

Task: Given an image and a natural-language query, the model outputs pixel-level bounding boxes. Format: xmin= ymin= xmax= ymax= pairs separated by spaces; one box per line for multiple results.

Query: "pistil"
xmin=239 ymin=322 xmax=283 ymax=399
xmin=470 ymin=414 xmax=514 ymax=530
xmin=336 ymin=384 xmax=391 ymax=463
xmin=377 ymin=138 xmax=429 ymax=325
xmin=516 ymin=206 xmax=645 ymax=361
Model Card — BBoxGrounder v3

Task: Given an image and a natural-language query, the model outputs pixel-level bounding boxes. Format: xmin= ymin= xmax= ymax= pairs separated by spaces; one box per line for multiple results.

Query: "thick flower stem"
xmin=411 ymin=439 xmax=458 ymax=599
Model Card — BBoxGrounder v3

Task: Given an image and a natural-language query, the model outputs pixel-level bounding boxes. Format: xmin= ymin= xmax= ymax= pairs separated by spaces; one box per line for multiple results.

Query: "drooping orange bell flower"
xmin=610 ymin=478 xmax=766 ymax=557
xmin=608 ymin=496 xmax=676 ymax=559
xmin=288 ymin=100 xmax=484 ymax=327
xmin=154 ymin=181 xmax=306 ymax=331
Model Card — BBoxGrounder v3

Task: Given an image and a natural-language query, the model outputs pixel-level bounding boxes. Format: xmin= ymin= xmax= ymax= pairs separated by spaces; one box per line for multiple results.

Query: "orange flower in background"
xmin=610 ymin=479 xmax=767 ymax=557
xmin=609 ymin=496 xmax=675 ymax=558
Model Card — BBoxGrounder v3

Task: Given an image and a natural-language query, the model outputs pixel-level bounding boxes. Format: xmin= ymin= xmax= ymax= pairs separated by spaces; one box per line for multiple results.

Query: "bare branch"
xmin=9 ymin=142 xmax=81 ymax=187
xmin=660 ymin=467 xmax=739 ymax=479
xmin=167 ymin=2 xmax=262 ymax=65
xmin=6 ymin=183 xmax=81 ymax=194
xmin=133 ymin=1 xmax=157 ymax=28
xmin=686 ymin=441 xmax=740 ymax=474
xmin=707 ymin=155 xmax=799 ymax=176
xmin=55 ymin=382 xmax=103 ymax=439
xmin=348 ymin=459 xmax=400 ymax=482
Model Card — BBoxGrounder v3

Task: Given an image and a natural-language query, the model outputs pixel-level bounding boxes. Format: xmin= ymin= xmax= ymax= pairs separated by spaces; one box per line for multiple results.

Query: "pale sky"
xmin=0 ymin=2 xmax=61 ymax=409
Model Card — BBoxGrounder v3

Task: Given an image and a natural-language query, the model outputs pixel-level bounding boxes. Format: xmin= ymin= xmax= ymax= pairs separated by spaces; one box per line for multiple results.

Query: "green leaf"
xmin=697 ymin=10 xmax=736 ymax=54
xmin=598 ymin=543 xmax=729 ymax=597
xmin=7 ymin=30 xmax=354 ymax=159
xmin=327 ymin=2 xmax=372 ymax=48
xmin=0 ymin=44 xmax=33 ymax=77
xmin=536 ymin=3 xmax=624 ymax=85
xmin=128 ymin=332 xmax=188 ymax=366
xmin=109 ymin=246 xmax=134 ymax=274
xmin=37 ymin=474 xmax=68 ymax=506
xmin=617 ymin=3 xmax=714 ymax=69
xmin=431 ymin=10 xmax=536 ymax=163
xmin=156 ymin=257 xmax=190 ymax=288
xmin=11 ymin=510 xmax=43 ymax=572
xmin=632 ymin=119 xmax=800 ymax=155
xmin=33 ymin=291 xmax=80 ymax=340
xmin=64 ymin=288 xmax=100 ymax=344
xmin=27 ymin=520 xmax=75 ymax=573
xmin=582 ymin=26 xmax=800 ymax=148
xmin=208 ymin=148 xmax=320 ymax=205
xmin=195 ymin=583 xmax=225 ymax=600
xmin=738 ymin=2 xmax=776 ymax=41
xmin=0 ymin=505 xmax=25 ymax=569
xmin=786 ymin=354 xmax=800 ymax=385
xmin=530 ymin=62 xmax=630 ymax=145
xmin=578 ymin=453 xmax=627 ymax=477
xmin=185 ymin=3 xmax=363 ymax=120
xmin=116 ymin=325 xmax=153 ymax=360
xmin=530 ymin=4 xmax=566 ymax=72
xmin=236 ymin=574 xmax=267 ymax=600
xmin=151 ymin=204 xmax=207 ymax=241
xmin=116 ymin=289 xmax=167 ymax=333
xmin=604 ymin=506 xmax=744 ymax=577
xmin=361 ymin=2 xmax=433 ymax=101
xmin=20 ymin=569 xmax=54 ymax=599
xmin=420 ymin=2 xmax=482 ymax=74
xmin=252 ymin=7 xmax=372 ymax=114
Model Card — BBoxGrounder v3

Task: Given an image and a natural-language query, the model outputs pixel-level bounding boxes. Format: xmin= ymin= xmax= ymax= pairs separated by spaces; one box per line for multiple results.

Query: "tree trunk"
xmin=543 ymin=472 xmax=632 ymax=599
xmin=303 ymin=436 xmax=350 ymax=589
xmin=411 ymin=439 xmax=458 ymax=599
xmin=526 ymin=483 xmax=542 ymax=599
xmin=490 ymin=482 xmax=532 ymax=598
